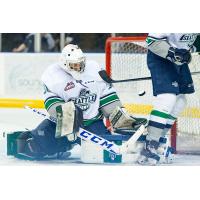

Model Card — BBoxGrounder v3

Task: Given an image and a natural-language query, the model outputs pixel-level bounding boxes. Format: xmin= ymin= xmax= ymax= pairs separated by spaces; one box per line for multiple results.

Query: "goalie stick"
xmin=24 ymin=106 xmax=145 ymax=155
xmin=99 ymin=70 xmax=200 ymax=84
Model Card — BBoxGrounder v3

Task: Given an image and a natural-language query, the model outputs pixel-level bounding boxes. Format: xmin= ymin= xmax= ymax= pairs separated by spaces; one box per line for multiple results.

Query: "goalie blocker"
xmin=55 ymin=101 xmax=83 ymax=142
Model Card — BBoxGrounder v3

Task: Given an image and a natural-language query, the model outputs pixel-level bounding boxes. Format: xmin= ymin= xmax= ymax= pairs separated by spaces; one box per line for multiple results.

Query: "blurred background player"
xmin=138 ymin=33 xmax=199 ymax=165
xmin=9 ymin=44 xmax=147 ymax=160
xmin=12 ymin=33 xmax=55 ymax=52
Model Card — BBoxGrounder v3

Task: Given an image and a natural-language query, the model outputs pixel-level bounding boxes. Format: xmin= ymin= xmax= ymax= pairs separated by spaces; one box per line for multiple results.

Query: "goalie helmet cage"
xmin=105 ymin=36 xmax=200 ymax=154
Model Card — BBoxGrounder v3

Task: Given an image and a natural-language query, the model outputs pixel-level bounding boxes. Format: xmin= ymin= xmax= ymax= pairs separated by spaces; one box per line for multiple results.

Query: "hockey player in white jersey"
xmin=138 ymin=33 xmax=199 ymax=165
xmin=8 ymin=44 xmax=147 ymax=160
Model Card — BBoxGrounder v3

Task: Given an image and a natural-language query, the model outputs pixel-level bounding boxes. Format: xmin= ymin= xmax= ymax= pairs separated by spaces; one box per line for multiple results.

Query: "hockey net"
xmin=105 ymin=36 xmax=200 ymax=154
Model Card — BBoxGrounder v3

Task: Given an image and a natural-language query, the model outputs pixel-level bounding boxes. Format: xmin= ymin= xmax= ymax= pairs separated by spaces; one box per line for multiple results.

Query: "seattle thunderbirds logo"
xmin=69 ymin=89 xmax=97 ymax=111
xmin=180 ymin=34 xmax=197 ymax=44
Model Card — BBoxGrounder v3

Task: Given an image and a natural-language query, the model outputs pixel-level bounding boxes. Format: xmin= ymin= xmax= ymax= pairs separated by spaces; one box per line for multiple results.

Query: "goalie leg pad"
xmin=7 ymin=131 xmax=46 ymax=160
xmin=7 ymin=119 xmax=74 ymax=160
xmin=31 ymin=119 xmax=74 ymax=155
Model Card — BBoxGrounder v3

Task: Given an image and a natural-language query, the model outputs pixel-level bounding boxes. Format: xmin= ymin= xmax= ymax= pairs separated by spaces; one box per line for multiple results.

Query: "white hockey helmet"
xmin=60 ymin=44 xmax=86 ymax=80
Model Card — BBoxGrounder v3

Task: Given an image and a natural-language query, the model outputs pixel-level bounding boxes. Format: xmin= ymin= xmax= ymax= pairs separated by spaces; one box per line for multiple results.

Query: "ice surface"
xmin=1 ymin=108 xmax=200 ymax=166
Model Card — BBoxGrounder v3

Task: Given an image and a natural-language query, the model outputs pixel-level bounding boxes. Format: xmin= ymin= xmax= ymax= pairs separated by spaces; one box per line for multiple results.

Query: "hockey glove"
xmin=109 ymin=106 xmax=148 ymax=131
xmin=166 ymin=47 xmax=191 ymax=65
xmin=55 ymin=102 xmax=83 ymax=142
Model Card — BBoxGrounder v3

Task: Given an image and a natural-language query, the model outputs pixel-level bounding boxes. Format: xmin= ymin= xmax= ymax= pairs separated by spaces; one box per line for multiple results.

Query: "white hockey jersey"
xmin=148 ymin=33 xmax=198 ymax=50
xmin=41 ymin=60 xmax=120 ymax=126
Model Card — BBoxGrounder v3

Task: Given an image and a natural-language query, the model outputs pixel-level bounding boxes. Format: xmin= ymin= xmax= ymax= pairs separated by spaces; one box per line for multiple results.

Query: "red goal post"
xmin=105 ymin=36 xmax=200 ymax=154
xmin=106 ymin=36 xmax=147 ymax=76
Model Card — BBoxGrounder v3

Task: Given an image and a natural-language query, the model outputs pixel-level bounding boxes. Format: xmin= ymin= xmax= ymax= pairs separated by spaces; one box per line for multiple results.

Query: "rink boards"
xmin=1 ymin=98 xmax=200 ymax=119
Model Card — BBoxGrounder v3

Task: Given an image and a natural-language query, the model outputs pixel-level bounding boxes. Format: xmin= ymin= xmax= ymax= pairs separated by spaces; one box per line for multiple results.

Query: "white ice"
xmin=1 ymin=108 xmax=200 ymax=166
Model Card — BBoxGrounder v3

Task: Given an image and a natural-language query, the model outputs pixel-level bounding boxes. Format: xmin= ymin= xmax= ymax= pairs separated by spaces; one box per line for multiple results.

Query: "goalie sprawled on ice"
xmin=7 ymin=44 xmax=147 ymax=162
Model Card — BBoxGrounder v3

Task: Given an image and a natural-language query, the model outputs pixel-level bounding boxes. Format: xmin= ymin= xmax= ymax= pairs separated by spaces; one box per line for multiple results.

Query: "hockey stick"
xmin=99 ymin=70 xmax=151 ymax=83
xmin=99 ymin=70 xmax=200 ymax=84
xmin=24 ymin=106 xmax=145 ymax=155
xmin=99 ymin=70 xmax=147 ymax=96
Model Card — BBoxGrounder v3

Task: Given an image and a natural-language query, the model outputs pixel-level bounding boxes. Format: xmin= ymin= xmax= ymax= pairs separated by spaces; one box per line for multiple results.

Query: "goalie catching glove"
xmin=55 ymin=101 xmax=83 ymax=142
xmin=109 ymin=106 xmax=148 ymax=133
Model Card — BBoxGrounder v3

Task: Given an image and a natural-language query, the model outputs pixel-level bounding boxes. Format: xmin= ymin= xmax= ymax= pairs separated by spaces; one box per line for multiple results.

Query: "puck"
xmin=138 ymin=90 xmax=146 ymax=96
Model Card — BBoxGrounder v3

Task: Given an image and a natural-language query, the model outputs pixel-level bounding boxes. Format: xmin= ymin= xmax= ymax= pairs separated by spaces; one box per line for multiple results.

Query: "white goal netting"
xmin=106 ymin=37 xmax=200 ymax=154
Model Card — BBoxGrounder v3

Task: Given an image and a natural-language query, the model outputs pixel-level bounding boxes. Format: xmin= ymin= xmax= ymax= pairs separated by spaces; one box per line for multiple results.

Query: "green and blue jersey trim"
xmin=44 ymin=96 xmax=65 ymax=111
xmin=146 ymin=36 xmax=167 ymax=46
xmin=100 ymin=92 xmax=120 ymax=108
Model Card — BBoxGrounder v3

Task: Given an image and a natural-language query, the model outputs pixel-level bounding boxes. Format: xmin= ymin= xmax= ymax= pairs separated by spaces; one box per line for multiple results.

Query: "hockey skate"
xmin=157 ymin=137 xmax=174 ymax=164
xmin=137 ymin=137 xmax=174 ymax=165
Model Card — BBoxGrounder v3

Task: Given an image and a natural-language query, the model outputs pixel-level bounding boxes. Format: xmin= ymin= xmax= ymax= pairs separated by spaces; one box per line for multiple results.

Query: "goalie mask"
xmin=60 ymin=44 xmax=86 ymax=80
